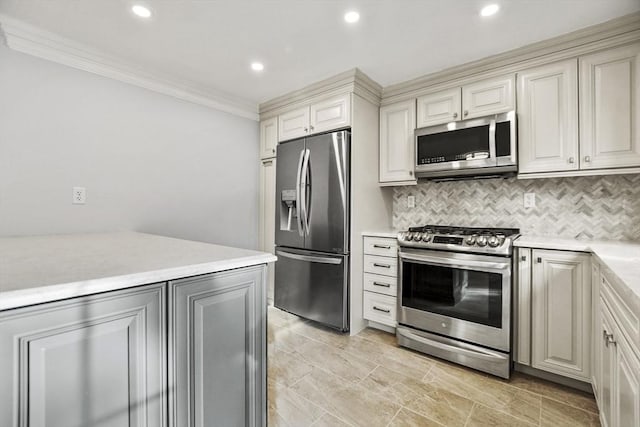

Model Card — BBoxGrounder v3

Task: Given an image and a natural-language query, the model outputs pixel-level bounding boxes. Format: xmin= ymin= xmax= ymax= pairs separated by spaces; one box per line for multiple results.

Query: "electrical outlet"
xmin=72 ymin=187 xmax=86 ymax=205
xmin=523 ymin=192 xmax=536 ymax=208
xmin=407 ymin=195 xmax=416 ymax=208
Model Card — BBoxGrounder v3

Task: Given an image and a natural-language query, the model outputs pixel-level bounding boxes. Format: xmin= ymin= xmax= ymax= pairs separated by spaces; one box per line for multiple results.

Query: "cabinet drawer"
xmin=363 ymin=237 xmax=398 ymax=257
xmin=363 ymin=292 xmax=397 ymax=327
xmin=364 ymin=273 xmax=397 ymax=297
xmin=364 ymin=254 xmax=397 ymax=277
xmin=601 ymin=273 xmax=640 ymax=356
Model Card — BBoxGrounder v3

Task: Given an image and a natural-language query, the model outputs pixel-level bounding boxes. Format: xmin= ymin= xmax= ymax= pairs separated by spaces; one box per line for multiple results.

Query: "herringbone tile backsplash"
xmin=393 ymin=174 xmax=640 ymax=241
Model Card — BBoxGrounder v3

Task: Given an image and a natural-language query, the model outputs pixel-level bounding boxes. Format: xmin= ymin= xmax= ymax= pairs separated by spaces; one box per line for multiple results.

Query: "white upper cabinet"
xmin=579 ymin=42 xmax=640 ymax=170
xmin=531 ymin=250 xmax=591 ymax=382
xmin=310 ymin=94 xmax=351 ymax=134
xmin=462 ymin=74 xmax=515 ymax=119
xmin=518 ymin=59 xmax=579 ymax=173
xmin=416 ymin=75 xmax=514 ymax=128
xmin=259 ymin=117 xmax=278 ymax=159
xmin=278 ymin=107 xmax=310 ymax=142
xmin=277 ymin=93 xmax=351 ymax=142
xmin=379 ymin=100 xmax=416 ymax=184
xmin=416 ymin=88 xmax=461 ymax=127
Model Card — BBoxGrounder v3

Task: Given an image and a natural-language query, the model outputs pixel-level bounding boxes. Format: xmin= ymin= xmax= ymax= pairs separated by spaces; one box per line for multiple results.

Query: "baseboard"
xmin=513 ymin=363 xmax=594 ymax=394
xmin=366 ymin=320 xmax=396 ymax=334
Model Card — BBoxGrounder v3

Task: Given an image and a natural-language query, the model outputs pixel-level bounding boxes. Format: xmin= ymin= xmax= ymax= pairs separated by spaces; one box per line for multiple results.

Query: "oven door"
xmin=398 ymin=248 xmax=511 ymax=352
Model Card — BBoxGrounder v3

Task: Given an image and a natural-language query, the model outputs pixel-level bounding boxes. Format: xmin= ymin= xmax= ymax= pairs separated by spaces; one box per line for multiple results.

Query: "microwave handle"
xmin=489 ymin=118 xmax=497 ymax=161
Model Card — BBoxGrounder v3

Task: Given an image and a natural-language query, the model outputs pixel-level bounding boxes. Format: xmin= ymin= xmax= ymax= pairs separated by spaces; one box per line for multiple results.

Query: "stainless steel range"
xmin=396 ymin=225 xmax=520 ymax=378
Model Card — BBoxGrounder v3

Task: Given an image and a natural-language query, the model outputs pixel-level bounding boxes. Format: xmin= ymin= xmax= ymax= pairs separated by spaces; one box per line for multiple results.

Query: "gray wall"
xmin=0 ymin=44 xmax=259 ymax=249
xmin=393 ymin=174 xmax=640 ymax=241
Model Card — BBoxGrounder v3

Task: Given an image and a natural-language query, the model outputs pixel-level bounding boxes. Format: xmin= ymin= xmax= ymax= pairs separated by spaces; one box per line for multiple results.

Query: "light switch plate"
xmin=523 ymin=192 xmax=535 ymax=208
xmin=407 ymin=195 xmax=415 ymax=208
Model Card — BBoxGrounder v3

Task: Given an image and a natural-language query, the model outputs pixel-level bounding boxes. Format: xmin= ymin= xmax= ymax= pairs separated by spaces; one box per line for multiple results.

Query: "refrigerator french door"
xmin=274 ymin=130 xmax=350 ymax=331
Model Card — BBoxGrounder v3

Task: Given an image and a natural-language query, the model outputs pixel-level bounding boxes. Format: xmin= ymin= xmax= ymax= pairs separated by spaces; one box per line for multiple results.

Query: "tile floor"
xmin=267 ymin=306 xmax=601 ymax=427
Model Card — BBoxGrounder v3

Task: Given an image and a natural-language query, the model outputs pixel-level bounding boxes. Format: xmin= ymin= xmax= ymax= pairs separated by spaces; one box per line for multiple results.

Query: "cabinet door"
xmin=259 ymin=158 xmax=276 ymax=303
xmin=580 ymin=42 xmax=640 ymax=170
xmin=518 ymin=60 xmax=579 ymax=173
xmin=309 ymin=94 xmax=351 ymax=134
xmin=379 ymin=99 xmax=417 ymax=183
xmin=260 ymin=117 xmax=278 ymax=159
xmin=169 ymin=266 xmax=266 ymax=427
xmin=0 ymin=284 xmax=166 ymax=427
xmin=278 ymin=106 xmax=310 ymax=142
xmin=462 ymin=74 xmax=515 ymax=119
xmin=531 ymin=250 xmax=591 ymax=381
xmin=615 ymin=330 xmax=640 ymax=427
xmin=600 ymin=301 xmax=616 ymax=427
xmin=515 ymin=248 xmax=532 ymax=366
xmin=416 ymin=87 xmax=461 ymax=127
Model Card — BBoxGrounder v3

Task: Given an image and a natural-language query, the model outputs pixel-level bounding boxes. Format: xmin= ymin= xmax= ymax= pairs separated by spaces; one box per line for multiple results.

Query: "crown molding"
xmin=382 ymin=12 xmax=640 ymax=104
xmin=258 ymin=68 xmax=382 ymax=118
xmin=0 ymin=15 xmax=259 ymax=120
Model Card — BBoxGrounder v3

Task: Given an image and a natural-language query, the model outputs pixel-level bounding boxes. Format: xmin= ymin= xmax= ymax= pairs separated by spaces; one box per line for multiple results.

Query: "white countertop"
xmin=361 ymin=230 xmax=398 ymax=239
xmin=515 ymin=235 xmax=640 ymax=316
xmin=0 ymin=232 xmax=277 ymax=311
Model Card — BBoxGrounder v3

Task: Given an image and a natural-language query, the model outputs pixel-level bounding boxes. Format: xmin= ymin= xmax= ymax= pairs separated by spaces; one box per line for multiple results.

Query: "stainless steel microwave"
xmin=414 ymin=111 xmax=517 ymax=179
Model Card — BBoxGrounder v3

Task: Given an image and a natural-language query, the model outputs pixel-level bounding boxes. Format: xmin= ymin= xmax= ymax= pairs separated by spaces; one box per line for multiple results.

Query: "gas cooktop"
xmin=397 ymin=225 xmax=520 ymax=256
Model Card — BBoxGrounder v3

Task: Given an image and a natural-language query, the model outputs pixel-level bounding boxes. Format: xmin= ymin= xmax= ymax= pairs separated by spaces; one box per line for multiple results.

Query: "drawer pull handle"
xmin=373 ymin=263 xmax=391 ymax=268
xmin=520 ymin=255 xmax=527 ymax=261
xmin=373 ymin=282 xmax=391 ymax=288
xmin=373 ymin=244 xmax=391 ymax=249
xmin=373 ymin=306 xmax=390 ymax=313
xmin=536 ymin=257 xmax=542 ymax=263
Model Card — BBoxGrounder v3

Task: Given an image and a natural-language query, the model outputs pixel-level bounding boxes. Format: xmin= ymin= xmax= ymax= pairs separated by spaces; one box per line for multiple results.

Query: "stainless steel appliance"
xmin=396 ymin=225 xmax=519 ymax=378
xmin=274 ymin=130 xmax=350 ymax=332
xmin=414 ymin=111 xmax=517 ymax=179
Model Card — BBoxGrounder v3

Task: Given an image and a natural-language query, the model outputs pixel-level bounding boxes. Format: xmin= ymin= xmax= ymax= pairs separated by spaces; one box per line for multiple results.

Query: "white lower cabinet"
xmin=516 ymin=247 xmax=592 ymax=382
xmin=531 ymin=249 xmax=591 ymax=381
xmin=595 ymin=268 xmax=640 ymax=427
xmin=362 ymin=236 xmax=398 ymax=328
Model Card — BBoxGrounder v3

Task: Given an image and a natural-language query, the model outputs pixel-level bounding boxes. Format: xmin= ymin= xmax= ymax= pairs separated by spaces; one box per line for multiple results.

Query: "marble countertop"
xmin=0 ymin=232 xmax=277 ymax=311
xmin=515 ymin=235 xmax=640 ymax=317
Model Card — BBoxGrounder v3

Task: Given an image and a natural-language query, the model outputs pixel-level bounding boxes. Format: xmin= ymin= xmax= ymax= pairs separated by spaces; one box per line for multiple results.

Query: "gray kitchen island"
xmin=0 ymin=232 xmax=276 ymax=427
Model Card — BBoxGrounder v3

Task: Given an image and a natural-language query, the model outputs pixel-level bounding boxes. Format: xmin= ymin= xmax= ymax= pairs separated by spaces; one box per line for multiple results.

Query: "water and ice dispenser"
xmin=279 ymin=189 xmax=297 ymax=231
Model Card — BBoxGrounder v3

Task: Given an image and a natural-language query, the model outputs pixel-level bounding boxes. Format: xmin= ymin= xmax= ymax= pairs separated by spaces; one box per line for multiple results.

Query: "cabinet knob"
xmin=304 ymin=127 xmax=308 ymax=132
xmin=409 ymin=170 xmax=413 ymax=176
xmin=463 ymin=110 xmax=469 ymax=117
xmin=521 ymin=255 xmax=527 ymax=261
xmin=309 ymin=125 xmax=314 ymax=131
xmin=272 ymin=148 xmax=275 ymax=153
xmin=536 ymin=257 xmax=542 ymax=263
xmin=568 ymin=157 xmax=575 ymax=164
xmin=453 ymin=112 xmax=458 ymax=119
xmin=584 ymin=156 xmax=591 ymax=163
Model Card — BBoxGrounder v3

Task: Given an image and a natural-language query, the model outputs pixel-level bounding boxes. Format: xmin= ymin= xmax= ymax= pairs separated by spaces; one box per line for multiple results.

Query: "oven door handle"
xmin=399 ymin=252 xmax=509 ymax=272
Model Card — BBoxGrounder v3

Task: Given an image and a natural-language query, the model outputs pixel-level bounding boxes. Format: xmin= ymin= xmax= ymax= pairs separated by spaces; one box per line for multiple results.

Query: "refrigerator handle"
xmin=295 ymin=149 xmax=305 ymax=237
xmin=301 ymin=149 xmax=311 ymax=236
xmin=276 ymin=250 xmax=343 ymax=265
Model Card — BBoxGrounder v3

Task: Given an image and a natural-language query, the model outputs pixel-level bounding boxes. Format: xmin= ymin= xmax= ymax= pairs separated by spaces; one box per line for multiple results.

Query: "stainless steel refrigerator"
xmin=274 ymin=130 xmax=350 ymax=332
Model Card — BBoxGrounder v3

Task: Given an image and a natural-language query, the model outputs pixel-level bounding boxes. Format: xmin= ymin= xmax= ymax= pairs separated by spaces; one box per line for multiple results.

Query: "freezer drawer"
xmin=274 ymin=247 xmax=349 ymax=331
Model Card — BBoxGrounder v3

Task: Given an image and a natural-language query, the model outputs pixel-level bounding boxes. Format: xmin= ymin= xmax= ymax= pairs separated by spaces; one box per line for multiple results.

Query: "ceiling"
xmin=1 ymin=0 xmax=638 ymax=111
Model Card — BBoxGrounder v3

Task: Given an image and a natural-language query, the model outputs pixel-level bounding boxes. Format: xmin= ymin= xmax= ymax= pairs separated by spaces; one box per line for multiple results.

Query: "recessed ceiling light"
xmin=344 ymin=11 xmax=360 ymax=24
xmin=251 ymin=62 xmax=264 ymax=72
xmin=480 ymin=4 xmax=500 ymax=17
xmin=132 ymin=5 xmax=152 ymax=18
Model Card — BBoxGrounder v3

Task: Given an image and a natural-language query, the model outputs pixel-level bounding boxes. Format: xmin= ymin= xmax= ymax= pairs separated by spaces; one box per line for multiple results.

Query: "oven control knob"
xmin=400 ymin=232 xmax=408 ymax=241
xmin=465 ymin=235 xmax=476 ymax=245
xmin=406 ymin=232 xmax=414 ymax=241
xmin=488 ymin=236 xmax=501 ymax=247
xmin=476 ymin=236 xmax=488 ymax=247
xmin=421 ymin=234 xmax=431 ymax=242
